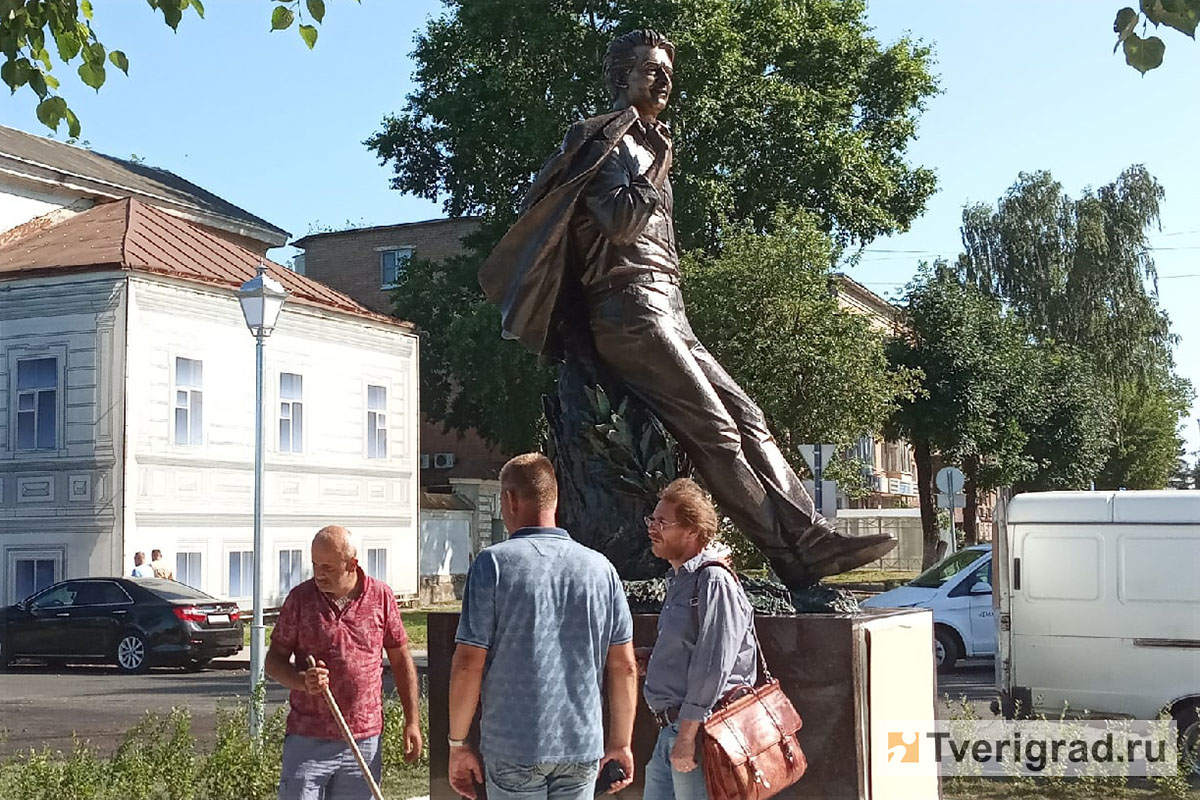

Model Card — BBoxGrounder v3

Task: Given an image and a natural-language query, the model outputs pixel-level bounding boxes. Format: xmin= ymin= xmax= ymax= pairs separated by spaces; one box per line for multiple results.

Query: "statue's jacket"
xmin=479 ymin=106 xmax=641 ymax=360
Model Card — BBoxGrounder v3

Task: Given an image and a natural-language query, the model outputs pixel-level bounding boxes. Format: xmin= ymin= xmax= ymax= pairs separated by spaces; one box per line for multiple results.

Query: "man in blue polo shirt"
xmin=449 ymin=453 xmax=638 ymax=800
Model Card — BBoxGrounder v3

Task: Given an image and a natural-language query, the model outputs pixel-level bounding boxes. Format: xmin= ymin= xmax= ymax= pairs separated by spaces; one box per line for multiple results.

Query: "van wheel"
xmin=1174 ymin=700 xmax=1200 ymax=778
xmin=934 ymin=626 xmax=960 ymax=673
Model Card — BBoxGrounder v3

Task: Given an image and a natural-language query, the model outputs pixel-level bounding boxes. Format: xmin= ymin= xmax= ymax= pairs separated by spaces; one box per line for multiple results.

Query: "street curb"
xmin=209 ymin=650 xmax=429 ymax=671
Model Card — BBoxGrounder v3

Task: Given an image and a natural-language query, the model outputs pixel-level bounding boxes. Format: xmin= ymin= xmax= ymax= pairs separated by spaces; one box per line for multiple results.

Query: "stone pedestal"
xmin=427 ymin=608 xmax=939 ymax=800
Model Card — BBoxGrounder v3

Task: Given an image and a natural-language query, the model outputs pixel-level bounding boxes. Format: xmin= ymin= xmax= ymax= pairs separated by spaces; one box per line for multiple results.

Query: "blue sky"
xmin=2 ymin=1 xmax=1197 ymax=456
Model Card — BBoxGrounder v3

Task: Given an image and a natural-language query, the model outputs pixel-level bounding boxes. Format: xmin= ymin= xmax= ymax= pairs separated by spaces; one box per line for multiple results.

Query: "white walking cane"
xmin=306 ymin=655 xmax=386 ymax=800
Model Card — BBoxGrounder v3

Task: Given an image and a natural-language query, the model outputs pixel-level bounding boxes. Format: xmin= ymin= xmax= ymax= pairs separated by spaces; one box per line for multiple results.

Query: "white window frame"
xmin=176 ymin=550 xmax=204 ymax=591
xmin=227 ymin=549 xmax=254 ymax=599
xmin=279 ymin=372 xmax=304 ymax=454
xmin=365 ymin=547 xmax=388 ymax=582
xmin=5 ymin=546 xmax=64 ymax=605
xmin=366 ymin=384 xmax=388 ymax=459
xmin=173 ymin=356 xmax=204 ymax=446
xmin=14 ymin=355 xmax=59 ymax=451
xmin=278 ymin=548 xmax=304 ymax=596
xmin=376 ymin=245 xmax=414 ymax=289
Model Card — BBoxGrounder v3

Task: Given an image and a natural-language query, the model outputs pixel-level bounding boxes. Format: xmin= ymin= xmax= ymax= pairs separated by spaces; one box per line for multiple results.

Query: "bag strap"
xmin=692 ymin=560 xmax=772 ymax=683
xmin=693 ymin=561 xmax=795 ymax=758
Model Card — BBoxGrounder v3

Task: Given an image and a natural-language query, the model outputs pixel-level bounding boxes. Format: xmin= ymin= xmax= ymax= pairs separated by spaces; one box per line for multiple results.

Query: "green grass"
xmin=401 ymin=611 xmax=426 ymax=649
xmin=823 ymin=568 xmax=918 ymax=586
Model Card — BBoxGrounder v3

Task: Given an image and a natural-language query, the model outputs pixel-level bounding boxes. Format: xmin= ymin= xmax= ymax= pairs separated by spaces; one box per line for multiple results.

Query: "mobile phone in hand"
xmin=595 ymin=760 xmax=627 ymax=796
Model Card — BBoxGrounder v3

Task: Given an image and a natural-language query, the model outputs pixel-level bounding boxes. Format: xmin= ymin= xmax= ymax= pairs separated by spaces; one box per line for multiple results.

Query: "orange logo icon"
xmin=887 ymin=732 xmax=920 ymax=763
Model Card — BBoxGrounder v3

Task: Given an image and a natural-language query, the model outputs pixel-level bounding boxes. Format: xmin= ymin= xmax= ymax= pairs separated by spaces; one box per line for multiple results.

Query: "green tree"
xmin=1016 ymin=340 xmax=1112 ymax=492
xmin=1113 ymin=2 xmax=1199 ymax=73
xmin=886 ymin=264 xmax=1039 ymax=562
xmin=368 ymin=0 xmax=938 ymax=446
xmin=681 ymin=208 xmax=917 ymax=471
xmin=0 ymin=0 xmax=343 ymax=138
xmin=959 ymin=166 xmax=1193 ymax=489
xmin=371 ymin=0 xmax=936 ymax=251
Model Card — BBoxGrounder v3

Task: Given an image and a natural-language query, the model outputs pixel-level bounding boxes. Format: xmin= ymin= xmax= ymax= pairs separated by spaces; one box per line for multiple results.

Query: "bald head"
xmin=313 ymin=525 xmax=358 ymax=561
xmin=311 ymin=525 xmax=360 ymax=598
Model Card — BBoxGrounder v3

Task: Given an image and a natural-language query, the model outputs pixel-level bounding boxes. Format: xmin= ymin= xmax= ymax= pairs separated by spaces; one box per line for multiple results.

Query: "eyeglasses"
xmin=644 ymin=516 xmax=683 ymax=531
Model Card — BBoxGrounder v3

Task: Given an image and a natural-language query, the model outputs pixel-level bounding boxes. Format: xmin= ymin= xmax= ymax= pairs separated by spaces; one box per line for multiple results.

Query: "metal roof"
xmin=0 ymin=124 xmax=288 ymax=247
xmin=291 ymin=216 xmax=481 ymax=250
xmin=0 ymin=197 xmax=411 ymax=329
xmin=1007 ymin=491 xmax=1200 ymax=524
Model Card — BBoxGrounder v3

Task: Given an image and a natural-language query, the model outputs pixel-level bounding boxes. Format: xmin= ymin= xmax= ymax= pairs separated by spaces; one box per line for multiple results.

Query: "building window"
xmin=366 ymin=548 xmax=387 ymax=581
xmin=379 ymin=247 xmax=413 ymax=289
xmin=11 ymin=554 xmax=59 ymax=603
xmin=883 ymin=441 xmax=913 ymax=475
xmin=367 ymin=385 xmax=387 ymax=459
xmin=228 ymin=551 xmax=253 ymax=597
xmin=15 ymin=356 xmax=58 ymax=450
xmin=278 ymin=549 xmax=303 ymax=595
xmin=176 ymin=552 xmax=202 ymax=590
xmin=279 ymin=372 xmax=304 ymax=453
xmin=174 ymin=357 xmax=204 ymax=445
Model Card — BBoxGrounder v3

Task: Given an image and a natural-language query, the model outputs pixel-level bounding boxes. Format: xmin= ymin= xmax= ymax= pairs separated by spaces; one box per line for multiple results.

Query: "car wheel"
xmin=1175 ymin=700 xmax=1200 ymax=778
xmin=934 ymin=626 xmax=960 ymax=673
xmin=115 ymin=632 xmax=150 ymax=674
xmin=184 ymin=658 xmax=212 ymax=673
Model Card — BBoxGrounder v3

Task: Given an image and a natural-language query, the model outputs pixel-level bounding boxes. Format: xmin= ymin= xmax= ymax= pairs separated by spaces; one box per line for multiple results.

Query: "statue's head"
xmin=604 ymin=29 xmax=675 ymax=118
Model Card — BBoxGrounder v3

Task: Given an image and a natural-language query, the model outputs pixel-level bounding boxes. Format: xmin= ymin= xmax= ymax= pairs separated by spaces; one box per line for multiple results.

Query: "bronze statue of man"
xmin=480 ymin=29 xmax=896 ymax=588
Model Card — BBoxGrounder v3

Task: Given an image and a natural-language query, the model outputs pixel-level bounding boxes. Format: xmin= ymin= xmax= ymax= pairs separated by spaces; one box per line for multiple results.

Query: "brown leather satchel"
xmin=696 ymin=562 xmax=807 ymax=800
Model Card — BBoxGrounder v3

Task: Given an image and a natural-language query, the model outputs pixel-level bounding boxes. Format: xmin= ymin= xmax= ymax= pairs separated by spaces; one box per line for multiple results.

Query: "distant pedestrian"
xmin=150 ymin=549 xmax=175 ymax=580
xmin=267 ymin=525 xmax=423 ymax=800
xmin=449 ymin=453 xmax=638 ymax=800
xmin=641 ymin=478 xmax=757 ymax=800
xmin=130 ymin=552 xmax=154 ymax=578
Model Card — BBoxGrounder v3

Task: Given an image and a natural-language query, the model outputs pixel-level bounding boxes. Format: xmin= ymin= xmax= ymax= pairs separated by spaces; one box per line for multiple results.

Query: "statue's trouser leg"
xmin=588 ymin=281 xmax=895 ymax=587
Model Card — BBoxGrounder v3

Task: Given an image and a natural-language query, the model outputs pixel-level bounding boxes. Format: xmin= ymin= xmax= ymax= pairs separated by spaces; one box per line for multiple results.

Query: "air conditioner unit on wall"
xmin=433 ymin=452 xmax=457 ymax=469
xmin=420 ymin=454 xmax=431 ymax=469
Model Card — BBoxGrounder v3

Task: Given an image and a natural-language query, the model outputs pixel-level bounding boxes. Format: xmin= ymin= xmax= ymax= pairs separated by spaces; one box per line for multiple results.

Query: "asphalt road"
xmin=0 ymin=662 xmax=403 ymax=758
xmin=0 ymin=658 xmax=998 ymax=758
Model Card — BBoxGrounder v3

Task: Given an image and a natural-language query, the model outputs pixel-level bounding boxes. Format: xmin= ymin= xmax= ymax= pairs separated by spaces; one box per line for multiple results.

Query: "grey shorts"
xmin=278 ymin=733 xmax=382 ymax=800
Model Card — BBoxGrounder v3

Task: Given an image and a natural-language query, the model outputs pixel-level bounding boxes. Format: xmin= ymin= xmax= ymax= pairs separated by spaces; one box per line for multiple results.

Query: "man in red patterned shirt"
xmin=267 ymin=525 xmax=423 ymax=799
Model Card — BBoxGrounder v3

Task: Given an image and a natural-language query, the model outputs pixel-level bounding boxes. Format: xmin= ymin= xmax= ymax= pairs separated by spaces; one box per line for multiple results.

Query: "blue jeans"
xmin=277 ymin=733 xmax=382 ymax=800
xmin=643 ymin=723 xmax=709 ymax=800
xmin=484 ymin=759 xmax=599 ymax=800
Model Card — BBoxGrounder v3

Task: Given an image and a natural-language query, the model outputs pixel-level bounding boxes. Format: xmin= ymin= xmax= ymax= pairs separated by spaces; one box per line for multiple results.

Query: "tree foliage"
xmin=885 ymin=264 xmax=1111 ymax=557
xmin=0 ymin=0 xmax=347 ymax=138
xmin=368 ymin=0 xmax=938 ymax=251
xmin=1113 ymin=1 xmax=1199 ymax=74
xmin=682 ymin=208 xmax=917 ymax=466
xmin=958 ymin=166 xmax=1193 ymax=489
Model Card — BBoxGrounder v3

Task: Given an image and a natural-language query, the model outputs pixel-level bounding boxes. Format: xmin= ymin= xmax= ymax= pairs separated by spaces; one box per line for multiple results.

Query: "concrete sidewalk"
xmin=211 ymin=650 xmax=429 ymax=672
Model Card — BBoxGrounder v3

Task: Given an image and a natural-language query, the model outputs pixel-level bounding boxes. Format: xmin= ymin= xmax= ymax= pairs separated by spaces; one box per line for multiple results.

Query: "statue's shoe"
xmin=773 ymin=528 xmax=897 ymax=589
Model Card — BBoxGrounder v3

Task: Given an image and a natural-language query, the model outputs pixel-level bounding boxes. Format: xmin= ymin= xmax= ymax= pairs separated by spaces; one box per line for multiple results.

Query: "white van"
xmin=860 ymin=544 xmax=994 ymax=671
xmin=993 ymin=491 xmax=1200 ymax=771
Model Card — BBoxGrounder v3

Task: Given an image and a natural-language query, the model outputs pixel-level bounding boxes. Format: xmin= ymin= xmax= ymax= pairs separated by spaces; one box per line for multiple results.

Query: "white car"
xmin=860 ymin=544 xmax=994 ymax=671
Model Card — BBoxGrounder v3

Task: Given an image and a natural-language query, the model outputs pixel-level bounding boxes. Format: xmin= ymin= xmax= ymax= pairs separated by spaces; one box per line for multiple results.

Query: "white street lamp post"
xmin=237 ymin=262 xmax=288 ymax=740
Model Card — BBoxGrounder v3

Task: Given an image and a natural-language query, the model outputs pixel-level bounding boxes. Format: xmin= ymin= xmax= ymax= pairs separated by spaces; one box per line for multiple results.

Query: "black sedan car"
xmin=0 ymin=577 xmax=243 ymax=673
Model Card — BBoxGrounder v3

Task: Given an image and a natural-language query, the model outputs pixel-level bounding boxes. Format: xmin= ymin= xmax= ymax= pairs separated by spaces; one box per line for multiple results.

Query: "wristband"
xmin=448 ymin=737 xmax=469 ymax=748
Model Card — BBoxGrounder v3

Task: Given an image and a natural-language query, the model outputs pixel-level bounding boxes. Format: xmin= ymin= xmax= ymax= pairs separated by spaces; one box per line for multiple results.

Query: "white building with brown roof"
xmin=0 ymin=197 xmax=420 ymax=607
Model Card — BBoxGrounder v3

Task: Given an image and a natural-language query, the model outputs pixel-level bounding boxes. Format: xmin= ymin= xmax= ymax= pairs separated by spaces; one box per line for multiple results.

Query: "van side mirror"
xmin=971 ymin=581 xmax=992 ymax=595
